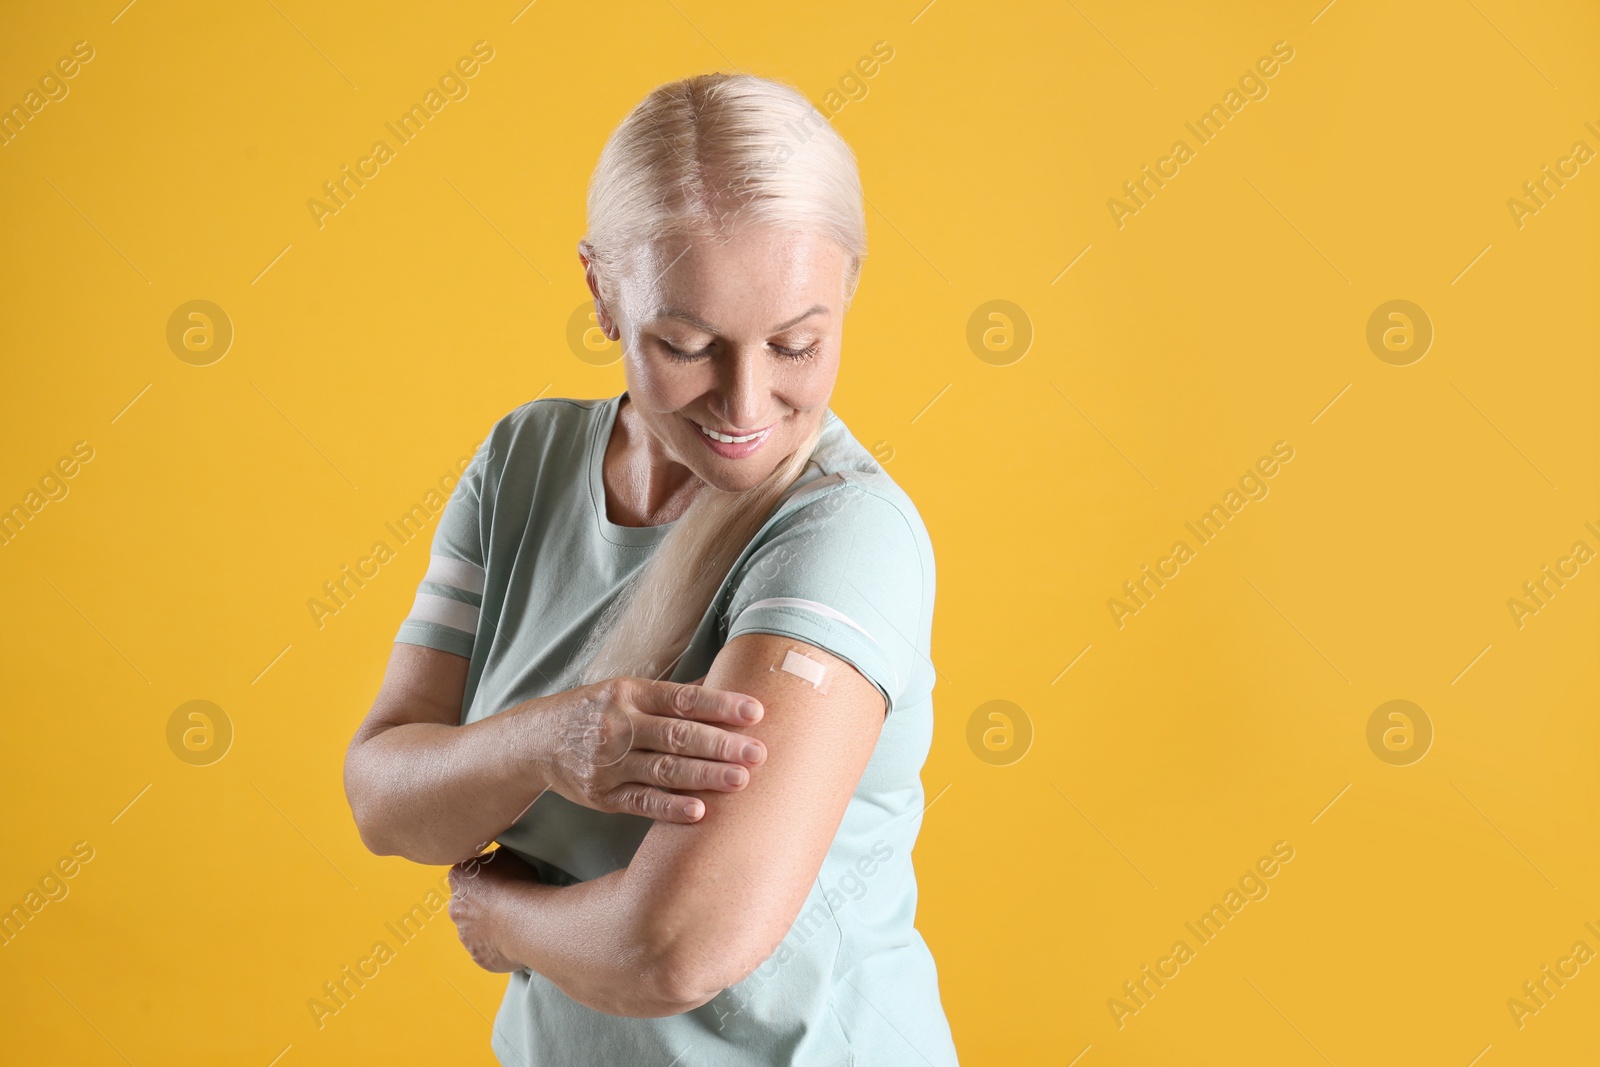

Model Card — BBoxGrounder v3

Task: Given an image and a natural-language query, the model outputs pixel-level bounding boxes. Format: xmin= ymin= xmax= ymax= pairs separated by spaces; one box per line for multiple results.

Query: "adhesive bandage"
xmin=771 ymin=647 xmax=831 ymax=693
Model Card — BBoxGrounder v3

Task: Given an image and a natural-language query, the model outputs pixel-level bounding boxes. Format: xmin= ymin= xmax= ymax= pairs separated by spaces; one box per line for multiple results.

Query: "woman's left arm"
xmin=447 ymin=629 xmax=888 ymax=1017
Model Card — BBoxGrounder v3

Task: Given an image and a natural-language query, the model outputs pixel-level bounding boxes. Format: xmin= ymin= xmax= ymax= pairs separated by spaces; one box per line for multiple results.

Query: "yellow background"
xmin=2 ymin=0 xmax=1597 ymax=1063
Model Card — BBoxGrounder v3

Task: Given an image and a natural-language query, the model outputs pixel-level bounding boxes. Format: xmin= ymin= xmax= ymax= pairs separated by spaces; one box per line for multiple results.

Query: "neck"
xmin=609 ymin=393 xmax=704 ymax=526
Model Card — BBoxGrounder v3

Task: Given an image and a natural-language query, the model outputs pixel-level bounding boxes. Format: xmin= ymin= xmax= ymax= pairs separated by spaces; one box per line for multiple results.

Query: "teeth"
xmin=698 ymin=423 xmax=766 ymax=445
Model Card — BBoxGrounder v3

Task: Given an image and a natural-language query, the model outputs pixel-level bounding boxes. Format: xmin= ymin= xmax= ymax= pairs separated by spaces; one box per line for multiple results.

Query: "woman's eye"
xmin=772 ymin=342 xmax=820 ymax=361
xmin=661 ymin=339 xmax=711 ymax=361
xmin=660 ymin=339 xmax=818 ymax=362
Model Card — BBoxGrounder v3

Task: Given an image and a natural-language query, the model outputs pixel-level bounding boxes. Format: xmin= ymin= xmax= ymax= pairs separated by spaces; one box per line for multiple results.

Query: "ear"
xmin=577 ymin=241 xmax=620 ymax=341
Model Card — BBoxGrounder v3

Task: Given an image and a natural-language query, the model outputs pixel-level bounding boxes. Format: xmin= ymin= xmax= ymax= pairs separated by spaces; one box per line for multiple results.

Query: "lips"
xmin=687 ymin=415 xmax=774 ymax=458
xmin=695 ymin=422 xmax=770 ymax=444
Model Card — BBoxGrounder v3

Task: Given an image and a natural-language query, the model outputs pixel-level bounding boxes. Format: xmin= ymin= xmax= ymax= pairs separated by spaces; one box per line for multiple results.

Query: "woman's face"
xmin=597 ymin=225 xmax=847 ymax=494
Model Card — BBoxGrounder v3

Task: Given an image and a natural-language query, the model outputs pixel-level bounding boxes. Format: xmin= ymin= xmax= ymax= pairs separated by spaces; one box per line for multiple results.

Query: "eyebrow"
xmin=653 ymin=304 xmax=829 ymax=335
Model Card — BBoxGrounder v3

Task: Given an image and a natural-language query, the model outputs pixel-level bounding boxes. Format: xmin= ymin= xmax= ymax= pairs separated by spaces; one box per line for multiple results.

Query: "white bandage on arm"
xmin=770 ymin=647 xmax=831 ymax=694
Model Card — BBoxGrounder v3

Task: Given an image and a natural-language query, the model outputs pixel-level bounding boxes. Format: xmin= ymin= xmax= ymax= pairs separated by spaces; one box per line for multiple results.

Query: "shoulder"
xmin=470 ymin=395 xmax=610 ymax=481
xmin=774 ymin=410 xmax=934 ymax=573
xmin=486 ymin=394 xmax=608 ymax=446
xmin=722 ymin=412 xmax=934 ymax=714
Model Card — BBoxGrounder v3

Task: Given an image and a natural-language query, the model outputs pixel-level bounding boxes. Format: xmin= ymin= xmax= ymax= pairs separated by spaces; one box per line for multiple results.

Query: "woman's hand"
xmin=447 ymin=847 xmax=541 ymax=973
xmin=536 ymin=674 xmax=767 ymax=824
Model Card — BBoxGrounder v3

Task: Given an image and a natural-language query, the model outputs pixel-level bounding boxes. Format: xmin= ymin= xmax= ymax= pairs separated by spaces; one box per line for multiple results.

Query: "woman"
xmin=343 ymin=72 xmax=959 ymax=1066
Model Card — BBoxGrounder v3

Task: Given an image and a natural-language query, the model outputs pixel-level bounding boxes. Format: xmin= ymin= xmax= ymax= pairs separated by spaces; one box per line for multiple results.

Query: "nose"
xmin=712 ymin=347 xmax=772 ymax=429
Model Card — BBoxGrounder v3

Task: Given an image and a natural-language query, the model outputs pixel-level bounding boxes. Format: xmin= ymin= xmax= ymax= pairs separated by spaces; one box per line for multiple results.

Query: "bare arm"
xmin=343 ymin=643 xmax=554 ymax=865
xmin=344 ymin=643 xmax=771 ymax=867
xmin=455 ymin=631 xmax=886 ymax=1016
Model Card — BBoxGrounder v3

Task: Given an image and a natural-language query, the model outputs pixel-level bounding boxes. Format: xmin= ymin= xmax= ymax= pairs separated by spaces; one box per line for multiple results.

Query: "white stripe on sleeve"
xmin=424 ymin=553 xmax=486 ymax=595
xmin=731 ymin=596 xmax=900 ymax=694
xmin=734 ymin=597 xmax=876 ymax=642
xmin=407 ymin=592 xmax=479 ymax=634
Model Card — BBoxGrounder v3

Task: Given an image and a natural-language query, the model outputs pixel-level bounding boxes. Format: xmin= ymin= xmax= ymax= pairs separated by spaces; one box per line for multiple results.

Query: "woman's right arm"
xmin=343 ymin=642 xmax=768 ymax=867
xmin=344 ymin=643 xmax=548 ymax=865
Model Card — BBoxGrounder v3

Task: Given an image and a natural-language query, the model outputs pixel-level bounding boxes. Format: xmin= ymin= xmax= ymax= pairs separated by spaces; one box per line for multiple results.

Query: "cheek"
xmin=784 ymin=351 xmax=839 ymax=406
xmin=627 ymin=351 xmax=703 ymax=404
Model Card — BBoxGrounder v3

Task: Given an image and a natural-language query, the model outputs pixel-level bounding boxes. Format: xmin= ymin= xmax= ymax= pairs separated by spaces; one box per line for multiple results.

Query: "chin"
xmin=696 ymin=463 xmax=774 ymax=496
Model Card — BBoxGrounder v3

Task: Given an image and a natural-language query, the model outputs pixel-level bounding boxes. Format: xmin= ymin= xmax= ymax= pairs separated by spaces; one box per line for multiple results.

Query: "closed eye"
xmin=661 ymin=339 xmax=712 ymax=361
xmin=660 ymin=340 xmax=820 ymax=363
xmin=771 ymin=342 xmax=819 ymax=362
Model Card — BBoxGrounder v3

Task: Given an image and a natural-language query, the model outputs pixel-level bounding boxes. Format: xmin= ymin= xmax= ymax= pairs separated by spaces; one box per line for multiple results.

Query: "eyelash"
xmin=661 ymin=340 xmax=820 ymax=363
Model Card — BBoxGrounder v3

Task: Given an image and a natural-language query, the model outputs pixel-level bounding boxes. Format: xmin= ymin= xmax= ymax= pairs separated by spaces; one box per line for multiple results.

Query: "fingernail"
xmin=723 ymin=767 xmax=746 ymax=786
xmin=686 ymin=800 xmax=704 ymax=819
xmin=741 ymin=742 xmax=763 ymax=762
xmin=740 ymin=701 xmax=761 ymax=721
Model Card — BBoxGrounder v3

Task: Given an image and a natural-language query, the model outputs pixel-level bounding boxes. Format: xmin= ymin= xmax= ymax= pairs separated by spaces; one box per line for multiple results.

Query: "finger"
xmin=636 ymin=714 xmax=766 ymax=766
xmin=602 ymin=783 xmax=705 ymax=822
xmin=640 ymin=678 xmax=763 ymax=726
xmin=620 ymin=749 xmax=752 ymax=792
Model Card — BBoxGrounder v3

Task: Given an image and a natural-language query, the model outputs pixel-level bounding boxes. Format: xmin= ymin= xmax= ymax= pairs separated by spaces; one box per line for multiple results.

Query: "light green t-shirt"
xmin=394 ymin=391 xmax=959 ymax=1066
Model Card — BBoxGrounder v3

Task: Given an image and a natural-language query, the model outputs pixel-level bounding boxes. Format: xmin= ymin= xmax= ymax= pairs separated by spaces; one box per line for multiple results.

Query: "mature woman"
xmin=343 ymin=72 xmax=959 ymax=1066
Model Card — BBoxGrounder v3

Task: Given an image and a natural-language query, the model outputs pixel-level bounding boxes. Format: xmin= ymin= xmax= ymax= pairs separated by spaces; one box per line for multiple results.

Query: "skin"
xmin=448 ymin=632 xmax=886 ymax=1015
xmin=357 ymin=220 xmax=891 ymax=1017
xmin=344 ymin=652 xmax=765 ymax=865
xmin=586 ymin=223 xmax=849 ymax=520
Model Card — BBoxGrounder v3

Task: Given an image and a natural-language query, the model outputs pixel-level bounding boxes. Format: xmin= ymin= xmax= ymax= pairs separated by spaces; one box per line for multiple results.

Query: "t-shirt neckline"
xmin=589 ymin=391 xmax=680 ymax=548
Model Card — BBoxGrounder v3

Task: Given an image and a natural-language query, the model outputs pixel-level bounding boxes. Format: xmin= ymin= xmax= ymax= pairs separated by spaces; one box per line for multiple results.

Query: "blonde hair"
xmin=573 ymin=72 xmax=868 ymax=686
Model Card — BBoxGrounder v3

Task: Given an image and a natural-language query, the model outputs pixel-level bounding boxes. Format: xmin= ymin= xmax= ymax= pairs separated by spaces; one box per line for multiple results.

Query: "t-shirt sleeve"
xmin=393 ymin=433 xmax=494 ymax=659
xmin=722 ymin=483 xmax=929 ymax=716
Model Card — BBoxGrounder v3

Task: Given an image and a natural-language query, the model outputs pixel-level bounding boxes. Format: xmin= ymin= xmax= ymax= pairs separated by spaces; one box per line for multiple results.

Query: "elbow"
xmin=346 ymin=791 xmax=400 ymax=858
xmin=610 ymin=958 xmax=717 ymax=1019
xmin=340 ymin=727 xmax=486 ymax=866
xmin=570 ymin=934 xmax=739 ymax=1018
xmin=343 ymin=754 xmax=395 ymax=857
xmin=542 ymin=964 xmax=700 ymax=1019
xmin=343 ymin=753 xmax=443 ymax=863
xmin=347 ymin=795 xmax=474 ymax=866
xmin=584 ymin=882 xmax=770 ymax=1018
xmin=628 ymin=939 xmax=762 ymax=1018
xmin=354 ymin=820 xmax=398 ymax=859
xmin=655 ymin=957 xmax=724 ymax=1017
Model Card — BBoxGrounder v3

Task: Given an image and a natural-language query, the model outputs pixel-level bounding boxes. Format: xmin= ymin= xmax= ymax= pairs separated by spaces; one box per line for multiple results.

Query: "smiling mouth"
xmin=691 ymin=420 xmax=773 ymax=445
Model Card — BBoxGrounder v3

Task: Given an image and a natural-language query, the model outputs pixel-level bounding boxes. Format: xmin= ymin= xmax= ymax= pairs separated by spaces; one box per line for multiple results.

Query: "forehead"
xmin=628 ymin=226 xmax=845 ymax=325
